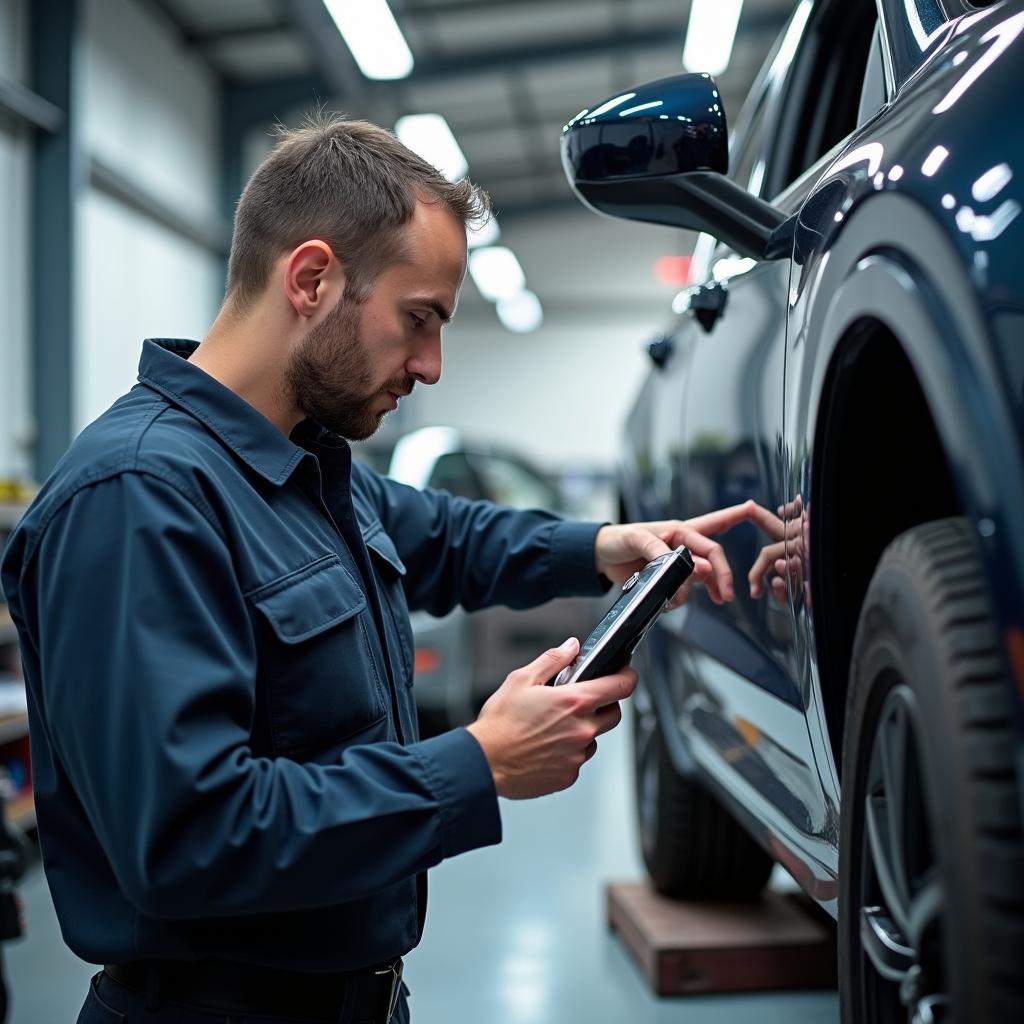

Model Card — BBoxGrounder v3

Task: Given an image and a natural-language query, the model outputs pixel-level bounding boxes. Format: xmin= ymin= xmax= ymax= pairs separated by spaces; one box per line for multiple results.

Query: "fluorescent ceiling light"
xmin=467 ymin=214 xmax=500 ymax=249
xmin=497 ymin=290 xmax=543 ymax=333
xmin=682 ymin=0 xmax=744 ymax=77
xmin=324 ymin=0 xmax=413 ymax=80
xmin=469 ymin=247 xmax=525 ymax=302
xmin=395 ymin=114 xmax=468 ymax=181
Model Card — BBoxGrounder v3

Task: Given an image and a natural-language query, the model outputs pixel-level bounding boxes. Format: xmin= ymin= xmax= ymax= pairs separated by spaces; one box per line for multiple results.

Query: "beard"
xmin=284 ymin=295 xmax=414 ymax=441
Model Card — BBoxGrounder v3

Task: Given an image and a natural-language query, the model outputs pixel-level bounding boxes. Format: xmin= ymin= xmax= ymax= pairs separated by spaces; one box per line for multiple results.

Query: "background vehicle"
xmin=354 ymin=426 xmax=603 ymax=730
xmin=562 ymin=1 xmax=1024 ymax=1021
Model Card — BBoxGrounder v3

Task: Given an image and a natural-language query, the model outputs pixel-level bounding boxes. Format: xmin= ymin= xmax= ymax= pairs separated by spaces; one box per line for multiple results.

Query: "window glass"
xmin=729 ymin=95 xmax=770 ymax=197
xmin=428 ymin=452 xmax=487 ymax=501
xmin=767 ymin=1 xmax=881 ymax=195
xmin=469 ymin=455 xmax=561 ymax=511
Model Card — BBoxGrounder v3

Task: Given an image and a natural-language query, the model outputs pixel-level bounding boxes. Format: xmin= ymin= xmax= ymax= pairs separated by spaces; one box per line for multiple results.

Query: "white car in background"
xmin=354 ymin=427 xmax=604 ymax=733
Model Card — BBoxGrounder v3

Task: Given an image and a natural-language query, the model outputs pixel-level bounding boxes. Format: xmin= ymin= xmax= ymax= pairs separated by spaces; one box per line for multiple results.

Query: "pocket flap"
xmin=364 ymin=529 xmax=407 ymax=576
xmin=249 ymin=557 xmax=366 ymax=644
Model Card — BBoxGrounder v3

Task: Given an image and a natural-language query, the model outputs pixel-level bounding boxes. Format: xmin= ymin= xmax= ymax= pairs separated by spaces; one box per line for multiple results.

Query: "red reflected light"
xmin=414 ymin=648 xmax=442 ymax=674
xmin=655 ymin=255 xmax=693 ymax=285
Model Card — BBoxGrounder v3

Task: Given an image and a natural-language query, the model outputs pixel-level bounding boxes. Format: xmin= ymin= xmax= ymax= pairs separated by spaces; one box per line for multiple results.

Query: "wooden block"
xmin=607 ymin=881 xmax=837 ymax=996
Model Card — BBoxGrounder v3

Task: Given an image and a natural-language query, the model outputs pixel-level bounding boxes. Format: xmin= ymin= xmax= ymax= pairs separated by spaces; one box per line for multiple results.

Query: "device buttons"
xmin=622 ymin=571 xmax=640 ymax=592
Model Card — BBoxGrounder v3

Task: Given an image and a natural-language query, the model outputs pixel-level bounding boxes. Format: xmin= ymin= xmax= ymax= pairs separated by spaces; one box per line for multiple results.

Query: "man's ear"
xmin=283 ymin=240 xmax=346 ymax=317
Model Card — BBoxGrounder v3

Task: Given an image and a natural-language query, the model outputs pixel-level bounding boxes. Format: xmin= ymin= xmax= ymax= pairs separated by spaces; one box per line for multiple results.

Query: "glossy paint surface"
xmin=604 ymin=0 xmax=1024 ymax=912
xmin=561 ymin=73 xmax=728 ymax=183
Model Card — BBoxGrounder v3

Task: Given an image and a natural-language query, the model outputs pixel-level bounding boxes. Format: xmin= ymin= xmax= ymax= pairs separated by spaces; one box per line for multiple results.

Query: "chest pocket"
xmin=248 ymin=555 xmax=388 ymax=755
xmin=363 ymin=527 xmax=415 ymax=688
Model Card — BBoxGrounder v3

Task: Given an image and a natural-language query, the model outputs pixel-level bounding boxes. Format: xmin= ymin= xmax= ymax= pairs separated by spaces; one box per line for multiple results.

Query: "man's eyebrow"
xmin=410 ymin=298 xmax=453 ymax=324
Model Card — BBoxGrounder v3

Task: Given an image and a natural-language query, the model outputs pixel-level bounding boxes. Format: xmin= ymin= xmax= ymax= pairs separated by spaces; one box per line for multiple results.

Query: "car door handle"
xmin=681 ymin=281 xmax=728 ymax=332
xmin=646 ymin=332 xmax=676 ymax=369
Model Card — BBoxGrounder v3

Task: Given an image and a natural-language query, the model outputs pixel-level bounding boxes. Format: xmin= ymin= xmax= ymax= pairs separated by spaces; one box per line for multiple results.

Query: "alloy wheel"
xmin=857 ymin=680 xmax=949 ymax=1024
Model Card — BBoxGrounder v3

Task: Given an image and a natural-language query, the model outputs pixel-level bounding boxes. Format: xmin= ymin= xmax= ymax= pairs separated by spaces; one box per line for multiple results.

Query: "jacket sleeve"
xmin=352 ymin=462 xmax=611 ymax=616
xmin=17 ymin=471 xmax=500 ymax=920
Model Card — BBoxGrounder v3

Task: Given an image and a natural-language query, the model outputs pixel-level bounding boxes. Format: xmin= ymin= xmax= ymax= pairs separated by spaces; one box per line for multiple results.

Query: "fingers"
xmin=575 ymin=667 xmax=638 ymax=711
xmin=684 ymin=499 xmax=780 ymax=539
xmin=748 ymin=540 xmax=786 ymax=598
xmin=679 ymin=537 xmax=732 ymax=602
xmin=593 ymin=700 xmax=623 ymax=736
xmin=513 ymin=637 xmax=579 ymax=686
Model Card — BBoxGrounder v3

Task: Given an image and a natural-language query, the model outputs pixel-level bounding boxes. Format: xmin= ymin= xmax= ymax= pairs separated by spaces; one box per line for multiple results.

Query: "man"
xmin=1 ymin=114 xmax=760 ymax=1024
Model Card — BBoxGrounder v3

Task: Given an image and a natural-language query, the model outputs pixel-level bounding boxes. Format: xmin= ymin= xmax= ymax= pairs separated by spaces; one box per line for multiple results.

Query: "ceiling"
xmin=146 ymin=0 xmax=796 ymax=220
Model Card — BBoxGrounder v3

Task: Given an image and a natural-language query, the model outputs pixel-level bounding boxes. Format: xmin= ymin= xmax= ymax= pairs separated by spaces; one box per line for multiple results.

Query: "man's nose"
xmin=408 ymin=337 xmax=442 ymax=386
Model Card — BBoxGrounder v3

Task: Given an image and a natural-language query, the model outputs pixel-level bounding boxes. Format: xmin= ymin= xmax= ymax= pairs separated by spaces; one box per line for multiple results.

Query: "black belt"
xmin=104 ymin=956 xmax=404 ymax=1023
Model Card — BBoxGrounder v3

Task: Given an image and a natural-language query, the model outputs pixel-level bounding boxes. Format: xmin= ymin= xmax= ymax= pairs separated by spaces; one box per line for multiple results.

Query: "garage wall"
xmin=409 ymin=209 xmax=682 ymax=472
xmin=0 ymin=0 xmax=33 ymax=480
xmin=74 ymin=0 xmax=223 ymax=433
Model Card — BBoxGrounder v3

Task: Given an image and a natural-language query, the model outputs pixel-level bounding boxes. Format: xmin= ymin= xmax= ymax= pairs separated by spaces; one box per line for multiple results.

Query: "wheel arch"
xmin=798 ymin=228 xmax=1024 ymax=777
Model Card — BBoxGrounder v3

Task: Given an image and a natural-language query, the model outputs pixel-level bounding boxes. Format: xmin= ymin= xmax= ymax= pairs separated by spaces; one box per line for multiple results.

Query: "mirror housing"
xmin=561 ymin=74 xmax=789 ymax=261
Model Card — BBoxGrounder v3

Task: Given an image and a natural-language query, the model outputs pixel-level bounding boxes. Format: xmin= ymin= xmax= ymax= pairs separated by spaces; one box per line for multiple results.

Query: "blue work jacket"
xmin=0 ymin=339 xmax=609 ymax=972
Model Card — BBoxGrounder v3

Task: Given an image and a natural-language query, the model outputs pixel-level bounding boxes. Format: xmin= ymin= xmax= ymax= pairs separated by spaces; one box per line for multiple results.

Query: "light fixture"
xmin=395 ymin=114 xmax=468 ymax=181
xmin=468 ymin=247 xmax=526 ymax=302
xmin=467 ymin=214 xmax=500 ymax=249
xmin=496 ymin=290 xmax=543 ymax=333
xmin=682 ymin=0 xmax=744 ymax=77
xmin=323 ymin=0 xmax=414 ymax=80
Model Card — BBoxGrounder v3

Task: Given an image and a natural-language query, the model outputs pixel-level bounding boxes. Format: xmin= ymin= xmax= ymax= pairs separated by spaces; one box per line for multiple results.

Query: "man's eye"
xmin=409 ymin=314 xmax=426 ymax=330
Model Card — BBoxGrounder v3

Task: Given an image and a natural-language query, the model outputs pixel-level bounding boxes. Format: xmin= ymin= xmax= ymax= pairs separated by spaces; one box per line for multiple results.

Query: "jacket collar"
xmin=137 ymin=338 xmax=308 ymax=486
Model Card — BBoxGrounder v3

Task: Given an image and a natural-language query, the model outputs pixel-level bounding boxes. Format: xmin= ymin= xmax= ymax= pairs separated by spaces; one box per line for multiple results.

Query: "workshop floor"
xmin=6 ymin=707 xmax=839 ymax=1023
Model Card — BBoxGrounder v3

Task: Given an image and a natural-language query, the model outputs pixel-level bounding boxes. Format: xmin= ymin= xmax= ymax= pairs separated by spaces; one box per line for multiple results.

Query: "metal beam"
xmin=280 ymin=0 xmax=366 ymax=100
xmin=184 ymin=21 xmax=293 ymax=48
xmin=407 ymin=11 xmax=787 ymax=83
xmin=0 ymin=75 xmax=64 ymax=134
xmin=88 ymin=156 xmax=230 ymax=255
xmin=220 ymin=73 xmax=328 ymax=231
xmin=30 ymin=0 xmax=80 ymax=479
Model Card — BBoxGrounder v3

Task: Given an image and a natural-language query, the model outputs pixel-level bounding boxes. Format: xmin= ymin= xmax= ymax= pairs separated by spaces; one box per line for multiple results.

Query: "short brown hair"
xmin=226 ymin=111 xmax=490 ymax=310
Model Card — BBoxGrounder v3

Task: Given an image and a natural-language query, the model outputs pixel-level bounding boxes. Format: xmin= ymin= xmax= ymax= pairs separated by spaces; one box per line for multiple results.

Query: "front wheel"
xmin=840 ymin=518 xmax=1024 ymax=1023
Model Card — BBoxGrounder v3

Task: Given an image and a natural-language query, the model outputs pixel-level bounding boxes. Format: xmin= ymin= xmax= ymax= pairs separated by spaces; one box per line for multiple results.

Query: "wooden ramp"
xmin=606 ymin=881 xmax=837 ymax=996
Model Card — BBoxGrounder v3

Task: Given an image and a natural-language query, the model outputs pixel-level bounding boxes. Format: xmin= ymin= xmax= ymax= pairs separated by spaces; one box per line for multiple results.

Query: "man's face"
xmin=285 ymin=200 xmax=467 ymax=440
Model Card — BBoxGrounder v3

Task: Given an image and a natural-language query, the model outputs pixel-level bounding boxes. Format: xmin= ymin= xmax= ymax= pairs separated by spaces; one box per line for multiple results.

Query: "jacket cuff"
xmin=410 ymin=727 xmax=502 ymax=859
xmin=549 ymin=520 xmax=612 ymax=597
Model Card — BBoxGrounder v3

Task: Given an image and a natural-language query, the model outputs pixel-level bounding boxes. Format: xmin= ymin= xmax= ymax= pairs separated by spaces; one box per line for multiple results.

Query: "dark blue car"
xmin=561 ymin=1 xmax=1023 ymax=1021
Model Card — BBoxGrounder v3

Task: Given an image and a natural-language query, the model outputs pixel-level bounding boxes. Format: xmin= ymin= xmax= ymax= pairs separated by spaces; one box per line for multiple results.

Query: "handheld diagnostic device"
xmin=548 ymin=546 xmax=694 ymax=687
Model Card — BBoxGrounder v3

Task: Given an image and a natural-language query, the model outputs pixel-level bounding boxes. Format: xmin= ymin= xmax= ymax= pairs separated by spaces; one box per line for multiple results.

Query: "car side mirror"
xmin=561 ymin=74 xmax=789 ymax=261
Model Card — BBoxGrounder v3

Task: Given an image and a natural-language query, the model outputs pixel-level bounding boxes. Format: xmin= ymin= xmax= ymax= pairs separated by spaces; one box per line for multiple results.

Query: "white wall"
xmin=73 ymin=0 xmax=223 ymax=432
xmin=407 ymin=208 xmax=688 ymax=472
xmin=0 ymin=0 xmax=33 ymax=479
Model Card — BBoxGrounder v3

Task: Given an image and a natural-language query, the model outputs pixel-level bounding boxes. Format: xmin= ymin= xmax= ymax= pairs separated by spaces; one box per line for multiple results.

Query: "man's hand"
xmin=466 ymin=638 xmax=637 ymax=800
xmin=748 ymin=495 xmax=809 ymax=607
xmin=595 ymin=501 xmax=779 ymax=608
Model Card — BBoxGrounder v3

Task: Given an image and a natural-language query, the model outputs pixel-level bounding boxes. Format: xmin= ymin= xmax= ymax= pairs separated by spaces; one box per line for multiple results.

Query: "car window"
xmin=427 ymin=452 xmax=487 ymax=501
xmin=729 ymin=92 xmax=771 ymax=197
xmin=766 ymin=0 xmax=882 ymax=196
xmin=468 ymin=454 xmax=561 ymax=511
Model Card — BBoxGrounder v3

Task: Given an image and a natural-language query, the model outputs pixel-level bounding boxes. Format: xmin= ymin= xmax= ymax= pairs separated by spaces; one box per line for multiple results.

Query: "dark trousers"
xmin=77 ymin=971 xmax=411 ymax=1024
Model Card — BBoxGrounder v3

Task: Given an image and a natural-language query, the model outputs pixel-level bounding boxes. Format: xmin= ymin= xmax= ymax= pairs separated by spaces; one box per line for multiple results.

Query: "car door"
xmin=664 ymin=0 xmax=885 ymax=889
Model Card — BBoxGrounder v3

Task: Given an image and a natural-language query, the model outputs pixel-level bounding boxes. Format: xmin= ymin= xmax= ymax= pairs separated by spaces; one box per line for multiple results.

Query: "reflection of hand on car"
xmin=466 ymin=637 xmax=637 ymax=799
xmin=595 ymin=500 xmax=784 ymax=608
xmin=748 ymin=495 xmax=810 ymax=608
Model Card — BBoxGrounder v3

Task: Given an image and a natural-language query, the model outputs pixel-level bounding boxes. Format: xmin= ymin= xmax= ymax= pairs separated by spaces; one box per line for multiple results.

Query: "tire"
xmin=632 ymin=676 xmax=774 ymax=899
xmin=840 ymin=518 xmax=1024 ymax=1024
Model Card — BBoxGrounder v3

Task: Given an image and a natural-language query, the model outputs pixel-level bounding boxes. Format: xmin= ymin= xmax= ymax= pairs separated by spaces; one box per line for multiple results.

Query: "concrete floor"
xmin=4 ymin=708 xmax=839 ymax=1023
